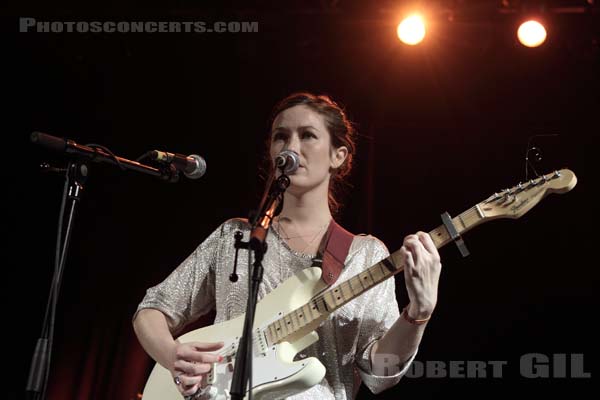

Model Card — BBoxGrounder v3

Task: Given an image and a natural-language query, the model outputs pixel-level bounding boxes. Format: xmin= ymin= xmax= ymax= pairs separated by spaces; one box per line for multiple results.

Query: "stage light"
xmin=397 ymin=14 xmax=426 ymax=45
xmin=517 ymin=20 xmax=547 ymax=47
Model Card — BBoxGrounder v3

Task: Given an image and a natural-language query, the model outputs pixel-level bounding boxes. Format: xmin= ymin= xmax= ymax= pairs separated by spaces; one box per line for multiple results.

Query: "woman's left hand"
xmin=399 ymin=231 xmax=442 ymax=320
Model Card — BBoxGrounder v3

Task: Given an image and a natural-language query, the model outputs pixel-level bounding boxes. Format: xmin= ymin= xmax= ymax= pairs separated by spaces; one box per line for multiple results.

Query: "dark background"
xmin=4 ymin=0 xmax=596 ymax=399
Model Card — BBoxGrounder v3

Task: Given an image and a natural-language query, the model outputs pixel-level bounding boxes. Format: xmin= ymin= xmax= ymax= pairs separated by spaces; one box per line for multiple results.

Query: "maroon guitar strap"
xmin=313 ymin=220 xmax=355 ymax=286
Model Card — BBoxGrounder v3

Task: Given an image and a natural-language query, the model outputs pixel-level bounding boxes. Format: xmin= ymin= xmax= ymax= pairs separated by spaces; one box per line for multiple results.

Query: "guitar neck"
xmin=264 ymin=205 xmax=485 ymax=345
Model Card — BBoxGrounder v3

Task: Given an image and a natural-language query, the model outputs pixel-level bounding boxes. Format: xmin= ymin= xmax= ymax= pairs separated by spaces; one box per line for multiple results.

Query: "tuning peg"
xmin=499 ymin=190 xmax=511 ymax=202
xmin=484 ymin=192 xmax=502 ymax=204
xmin=511 ymin=182 xmax=526 ymax=194
xmin=526 ymin=179 xmax=537 ymax=188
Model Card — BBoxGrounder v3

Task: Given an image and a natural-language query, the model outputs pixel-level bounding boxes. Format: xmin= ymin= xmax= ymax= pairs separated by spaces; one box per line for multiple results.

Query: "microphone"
xmin=151 ymin=150 xmax=207 ymax=179
xmin=275 ymin=150 xmax=300 ymax=175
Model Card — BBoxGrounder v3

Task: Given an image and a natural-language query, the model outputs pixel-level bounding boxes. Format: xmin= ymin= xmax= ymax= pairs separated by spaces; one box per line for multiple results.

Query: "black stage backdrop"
xmin=4 ymin=1 xmax=596 ymax=399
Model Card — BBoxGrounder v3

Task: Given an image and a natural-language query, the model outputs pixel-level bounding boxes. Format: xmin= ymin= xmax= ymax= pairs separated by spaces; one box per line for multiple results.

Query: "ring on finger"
xmin=174 ymin=374 xmax=182 ymax=386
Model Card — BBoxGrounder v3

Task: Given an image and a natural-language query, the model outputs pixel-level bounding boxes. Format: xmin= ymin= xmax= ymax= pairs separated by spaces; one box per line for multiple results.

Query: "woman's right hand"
xmin=171 ymin=341 xmax=224 ymax=397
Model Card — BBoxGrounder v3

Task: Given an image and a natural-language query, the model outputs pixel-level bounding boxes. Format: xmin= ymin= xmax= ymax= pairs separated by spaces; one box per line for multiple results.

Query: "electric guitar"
xmin=141 ymin=169 xmax=577 ymax=400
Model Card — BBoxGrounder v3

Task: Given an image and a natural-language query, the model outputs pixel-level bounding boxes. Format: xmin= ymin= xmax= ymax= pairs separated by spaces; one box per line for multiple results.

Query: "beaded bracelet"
xmin=401 ymin=304 xmax=431 ymax=325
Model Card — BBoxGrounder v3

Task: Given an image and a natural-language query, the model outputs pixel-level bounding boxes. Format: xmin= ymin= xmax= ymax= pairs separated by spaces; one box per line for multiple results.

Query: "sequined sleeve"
xmin=352 ymin=236 xmax=417 ymax=394
xmin=134 ymin=222 xmax=225 ymax=334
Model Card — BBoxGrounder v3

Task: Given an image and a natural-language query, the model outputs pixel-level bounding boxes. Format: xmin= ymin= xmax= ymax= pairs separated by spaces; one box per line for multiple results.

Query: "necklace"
xmin=274 ymin=218 xmax=329 ymax=255
xmin=273 ymin=218 xmax=330 ymax=281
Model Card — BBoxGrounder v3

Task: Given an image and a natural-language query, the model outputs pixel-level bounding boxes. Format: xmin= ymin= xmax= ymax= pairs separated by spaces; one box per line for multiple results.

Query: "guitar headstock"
xmin=478 ymin=169 xmax=577 ymax=220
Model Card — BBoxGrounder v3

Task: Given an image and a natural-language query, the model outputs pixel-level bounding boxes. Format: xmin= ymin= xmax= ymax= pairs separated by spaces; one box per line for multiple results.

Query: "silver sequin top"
xmin=136 ymin=218 xmax=415 ymax=399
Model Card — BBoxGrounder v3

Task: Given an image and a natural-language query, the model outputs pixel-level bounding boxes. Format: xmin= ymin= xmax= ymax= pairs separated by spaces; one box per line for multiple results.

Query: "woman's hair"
xmin=265 ymin=92 xmax=357 ymax=215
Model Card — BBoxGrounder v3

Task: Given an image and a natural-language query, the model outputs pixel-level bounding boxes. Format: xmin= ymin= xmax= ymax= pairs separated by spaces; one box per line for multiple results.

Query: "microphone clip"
xmin=160 ymin=163 xmax=180 ymax=183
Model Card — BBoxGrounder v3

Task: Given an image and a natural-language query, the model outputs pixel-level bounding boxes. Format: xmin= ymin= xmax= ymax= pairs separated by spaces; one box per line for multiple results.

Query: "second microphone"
xmin=151 ymin=150 xmax=207 ymax=179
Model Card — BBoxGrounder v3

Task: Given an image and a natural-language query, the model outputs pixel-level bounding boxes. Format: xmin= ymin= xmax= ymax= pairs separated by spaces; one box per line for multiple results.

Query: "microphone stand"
xmin=26 ymin=161 xmax=86 ymax=400
xmin=26 ymin=132 xmax=183 ymax=400
xmin=229 ymin=170 xmax=290 ymax=400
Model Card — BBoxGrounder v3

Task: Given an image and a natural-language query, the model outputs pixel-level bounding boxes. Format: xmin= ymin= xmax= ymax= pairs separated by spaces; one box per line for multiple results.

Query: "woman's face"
xmin=270 ymin=105 xmax=346 ymax=195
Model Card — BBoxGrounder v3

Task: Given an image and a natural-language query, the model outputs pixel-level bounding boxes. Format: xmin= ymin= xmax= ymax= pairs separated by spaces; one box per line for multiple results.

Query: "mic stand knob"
xmin=230 ymin=231 xmax=246 ymax=282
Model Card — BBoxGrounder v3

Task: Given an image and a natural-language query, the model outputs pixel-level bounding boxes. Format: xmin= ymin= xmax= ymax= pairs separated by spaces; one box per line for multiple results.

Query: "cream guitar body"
xmin=142 ymin=267 xmax=330 ymax=400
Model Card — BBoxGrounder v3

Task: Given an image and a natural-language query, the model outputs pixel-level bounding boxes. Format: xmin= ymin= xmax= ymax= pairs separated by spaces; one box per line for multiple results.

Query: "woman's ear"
xmin=331 ymin=146 xmax=348 ymax=169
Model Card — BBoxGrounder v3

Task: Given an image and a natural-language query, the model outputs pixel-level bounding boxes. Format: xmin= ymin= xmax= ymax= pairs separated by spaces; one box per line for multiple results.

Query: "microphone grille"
xmin=277 ymin=150 xmax=300 ymax=174
xmin=185 ymin=154 xmax=207 ymax=179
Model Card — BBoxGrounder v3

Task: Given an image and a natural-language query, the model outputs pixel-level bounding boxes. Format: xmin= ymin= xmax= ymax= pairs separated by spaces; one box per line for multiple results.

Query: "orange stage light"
xmin=517 ymin=20 xmax=547 ymax=47
xmin=397 ymin=15 xmax=426 ymax=45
